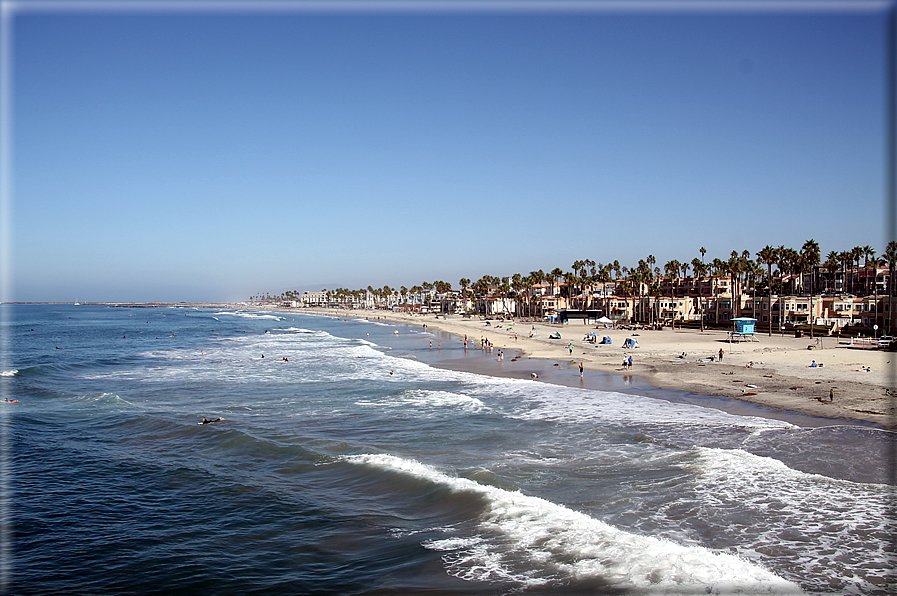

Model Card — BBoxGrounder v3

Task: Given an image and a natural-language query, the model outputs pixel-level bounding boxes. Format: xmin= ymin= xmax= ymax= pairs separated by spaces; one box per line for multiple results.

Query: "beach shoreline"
xmin=293 ymin=306 xmax=896 ymax=430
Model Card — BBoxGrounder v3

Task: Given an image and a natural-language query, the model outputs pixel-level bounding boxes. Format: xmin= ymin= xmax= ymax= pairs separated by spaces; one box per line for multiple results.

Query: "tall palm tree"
xmin=884 ymin=241 xmax=897 ymax=298
xmin=584 ymin=259 xmax=597 ymax=309
xmin=862 ymin=245 xmax=876 ymax=294
xmin=550 ymin=267 xmax=564 ymax=307
xmin=838 ymin=251 xmax=853 ymax=293
xmin=690 ymin=257 xmax=707 ymax=331
xmin=529 ymin=270 xmax=546 ymax=318
xmin=459 ymin=278 xmax=471 ymax=312
xmin=800 ymin=239 xmax=821 ymax=336
xmin=617 ymin=280 xmax=633 ymax=323
xmin=726 ymin=251 xmax=744 ymax=320
xmin=711 ymin=257 xmax=725 ymax=325
xmin=757 ymin=245 xmax=778 ymax=336
xmin=640 ymin=258 xmax=656 ymax=324
xmin=596 ymin=265 xmax=612 ymax=316
xmin=822 ymin=252 xmax=839 ymax=292
xmin=563 ymin=271 xmax=577 ymax=310
xmin=664 ymin=260 xmax=681 ymax=297
xmin=850 ymin=246 xmax=864 ymax=293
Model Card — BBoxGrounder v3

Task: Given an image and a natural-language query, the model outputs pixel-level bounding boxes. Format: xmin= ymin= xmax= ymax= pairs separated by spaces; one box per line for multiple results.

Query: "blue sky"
xmin=5 ymin=1 xmax=890 ymax=302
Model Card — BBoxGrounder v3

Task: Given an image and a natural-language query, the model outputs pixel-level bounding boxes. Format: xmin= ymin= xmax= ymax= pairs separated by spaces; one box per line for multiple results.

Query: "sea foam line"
xmin=0 ymin=370 xmax=16 ymax=377
xmin=344 ymin=454 xmax=802 ymax=594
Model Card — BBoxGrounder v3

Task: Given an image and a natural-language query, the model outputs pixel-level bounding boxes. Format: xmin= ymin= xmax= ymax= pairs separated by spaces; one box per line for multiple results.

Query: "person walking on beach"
xmin=579 ymin=362 xmax=584 ymax=378
xmin=627 ymin=355 xmax=633 ymax=369
xmin=718 ymin=348 xmax=724 ymax=362
xmin=830 ymin=388 xmax=834 ymax=402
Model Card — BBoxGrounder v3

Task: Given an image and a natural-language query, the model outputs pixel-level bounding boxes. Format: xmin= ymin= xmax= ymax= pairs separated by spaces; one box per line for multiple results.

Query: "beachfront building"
xmin=436 ymin=295 xmax=474 ymax=314
xmin=877 ymin=295 xmax=897 ymax=333
xmin=804 ymin=264 xmax=888 ymax=296
xmin=476 ymin=297 xmax=516 ymax=316
xmin=300 ymin=291 xmax=328 ymax=307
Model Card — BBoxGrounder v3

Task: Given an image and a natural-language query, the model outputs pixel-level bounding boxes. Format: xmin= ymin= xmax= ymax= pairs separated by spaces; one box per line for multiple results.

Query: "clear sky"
xmin=4 ymin=1 xmax=891 ymax=302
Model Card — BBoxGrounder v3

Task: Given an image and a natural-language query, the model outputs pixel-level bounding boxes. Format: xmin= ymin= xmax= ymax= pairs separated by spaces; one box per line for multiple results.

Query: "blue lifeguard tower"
xmin=729 ymin=317 xmax=758 ymax=342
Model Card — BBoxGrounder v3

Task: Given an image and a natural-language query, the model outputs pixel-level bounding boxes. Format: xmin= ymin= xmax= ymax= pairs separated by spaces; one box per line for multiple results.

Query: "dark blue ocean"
xmin=1 ymin=304 xmax=894 ymax=595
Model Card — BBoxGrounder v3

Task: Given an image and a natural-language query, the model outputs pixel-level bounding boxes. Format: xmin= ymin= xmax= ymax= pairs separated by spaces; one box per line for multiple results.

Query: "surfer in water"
xmin=200 ymin=417 xmax=224 ymax=424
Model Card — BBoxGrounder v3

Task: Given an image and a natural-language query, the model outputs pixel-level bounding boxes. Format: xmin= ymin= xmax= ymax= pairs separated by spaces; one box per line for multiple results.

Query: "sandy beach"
xmin=299 ymin=307 xmax=896 ymax=430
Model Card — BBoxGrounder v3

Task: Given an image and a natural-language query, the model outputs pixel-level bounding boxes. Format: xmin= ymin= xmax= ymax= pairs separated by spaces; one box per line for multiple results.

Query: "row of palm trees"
xmin=263 ymin=240 xmax=896 ymax=323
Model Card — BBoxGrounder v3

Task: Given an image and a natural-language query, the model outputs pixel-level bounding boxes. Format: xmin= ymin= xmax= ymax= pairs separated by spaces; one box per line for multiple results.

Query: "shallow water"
xmin=2 ymin=305 xmax=894 ymax=594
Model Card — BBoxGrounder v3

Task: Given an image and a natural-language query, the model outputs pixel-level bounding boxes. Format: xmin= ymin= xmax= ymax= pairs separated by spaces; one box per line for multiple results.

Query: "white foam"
xmin=213 ymin=310 xmax=283 ymax=321
xmin=493 ymin=382 xmax=794 ymax=431
xmin=357 ymin=389 xmax=486 ymax=413
xmin=0 ymin=369 xmax=17 ymax=377
xmin=689 ymin=447 xmax=894 ymax=594
xmin=345 ymin=454 xmax=802 ymax=594
xmin=72 ymin=392 xmax=134 ymax=408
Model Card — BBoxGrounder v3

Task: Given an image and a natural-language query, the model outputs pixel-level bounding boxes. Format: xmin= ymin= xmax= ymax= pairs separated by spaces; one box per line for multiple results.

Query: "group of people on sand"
xmin=621 ymin=355 xmax=633 ymax=369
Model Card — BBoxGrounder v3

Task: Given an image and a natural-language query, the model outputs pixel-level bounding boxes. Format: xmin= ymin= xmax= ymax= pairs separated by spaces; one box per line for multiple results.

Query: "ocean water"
xmin=1 ymin=304 xmax=894 ymax=595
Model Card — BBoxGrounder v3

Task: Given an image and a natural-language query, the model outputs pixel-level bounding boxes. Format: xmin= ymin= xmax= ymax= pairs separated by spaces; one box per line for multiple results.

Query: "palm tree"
xmin=884 ymin=241 xmax=897 ymax=298
xmin=459 ymin=278 xmax=470 ymax=312
xmin=850 ymin=246 xmax=864 ymax=293
xmin=510 ymin=273 xmax=525 ymax=316
xmin=691 ymin=257 xmax=707 ymax=331
xmin=757 ymin=246 xmax=778 ymax=336
xmin=838 ymin=251 xmax=853 ymax=294
xmin=711 ymin=257 xmax=725 ymax=326
xmin=862 ymin=245 xmax=876 ymax=295
xmin=529 ymin=270 xmax=546 ymax=318
xmin=801 ymin=239 xmax=821 ymax=295
xmin=583 ymin=259 xmax=597 ymax=309
xmin=596 ymin=265 xmax=612 ymax=317
xmin=617 ymin=280 xmax=633 ymax=323
xmin=563 ymin=271 xmax=577 ymax=310
xmin=800 ymin=239 xmax=821 ymax=336
xmin=664 ymin=260 xmax=681 ymax=297
xmin=822 ymin=252 xmax=839 ymax=293
xmin=550 ymin=267 xmax=563 ymax=308
xmin=726 ymin=251 xmax=744 ymax=321
xmin=640 ymin=258 xmax=656 ymax=324
xmin=628 ymin=268 xmax=642 ymax=323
